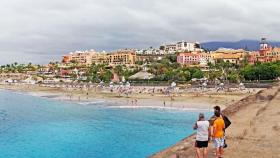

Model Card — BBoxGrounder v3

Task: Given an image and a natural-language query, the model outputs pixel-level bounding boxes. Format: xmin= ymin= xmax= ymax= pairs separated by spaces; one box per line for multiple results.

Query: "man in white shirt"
xmin=193 ymin=113 xmax=210 ymax=158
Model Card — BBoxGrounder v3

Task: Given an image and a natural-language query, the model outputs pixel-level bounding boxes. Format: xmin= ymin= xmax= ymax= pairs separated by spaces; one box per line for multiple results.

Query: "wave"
xmin=77 ymin=100 xmax=106 ymax=105
xmin=105 ymin=105 xmax=212 ymax=111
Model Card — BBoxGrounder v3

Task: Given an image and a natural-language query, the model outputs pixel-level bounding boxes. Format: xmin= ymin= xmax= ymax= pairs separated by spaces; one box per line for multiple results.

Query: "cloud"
xmin=0 ymin=0 xmax=279 ymax=64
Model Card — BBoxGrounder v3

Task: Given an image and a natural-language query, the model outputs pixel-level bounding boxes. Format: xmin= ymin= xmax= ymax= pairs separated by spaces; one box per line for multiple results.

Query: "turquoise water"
xmin=0 ymin=90 xmax=211 ymax=158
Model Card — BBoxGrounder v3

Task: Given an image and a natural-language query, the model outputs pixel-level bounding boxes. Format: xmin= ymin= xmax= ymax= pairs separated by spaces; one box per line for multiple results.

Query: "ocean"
xmin=0 ymin=90 xmax=211 ymax=158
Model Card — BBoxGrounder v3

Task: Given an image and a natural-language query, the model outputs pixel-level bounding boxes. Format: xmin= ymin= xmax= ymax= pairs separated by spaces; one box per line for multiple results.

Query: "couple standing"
xmin=193 ymin=106 xmax=231 ymax=158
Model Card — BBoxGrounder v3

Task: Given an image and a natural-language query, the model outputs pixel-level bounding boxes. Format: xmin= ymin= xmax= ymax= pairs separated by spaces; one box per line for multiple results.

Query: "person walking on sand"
xmin=212 ymin=110 xmax=225 ymax=158
xmin=193 ymin=113 xmax=210 ymax=158
xmin=213 ymin=106 xmax=231 ymax=148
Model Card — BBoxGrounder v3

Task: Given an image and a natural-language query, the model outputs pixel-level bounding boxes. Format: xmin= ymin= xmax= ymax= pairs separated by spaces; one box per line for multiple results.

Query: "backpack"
xmin=222 ymin=115 xmax=231 ymax=129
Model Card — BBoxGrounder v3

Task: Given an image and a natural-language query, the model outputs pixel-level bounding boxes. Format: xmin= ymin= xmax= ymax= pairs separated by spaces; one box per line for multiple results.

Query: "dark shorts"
xmin=195 ymin=141 xmax=208 ymax=148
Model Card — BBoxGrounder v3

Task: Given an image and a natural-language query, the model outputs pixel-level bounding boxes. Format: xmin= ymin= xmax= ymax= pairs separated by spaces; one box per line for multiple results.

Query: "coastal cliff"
xmin=150 ymin=85 xmax=280 ymax=158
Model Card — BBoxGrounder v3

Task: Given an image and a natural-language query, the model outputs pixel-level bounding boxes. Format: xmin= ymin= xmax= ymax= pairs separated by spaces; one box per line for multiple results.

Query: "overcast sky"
xmin=0 ymin=0 xmax=279 ymax=64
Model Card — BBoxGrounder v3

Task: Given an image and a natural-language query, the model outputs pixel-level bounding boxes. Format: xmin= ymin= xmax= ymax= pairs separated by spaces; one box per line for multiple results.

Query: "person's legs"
xmin=214 ymin=138 xmax=223 ymax=158
xmin=203 ymin=147 xmax=208 ymax=158
xmin=196 ymin=147 xmax=202 ymax=158
xmin=219 ymin=147 xmax=224 ymax=157
xmin=215 ymin=148 xmax=220 ymax=158
xmin=219 ymin=137 xmax=224 ymax=157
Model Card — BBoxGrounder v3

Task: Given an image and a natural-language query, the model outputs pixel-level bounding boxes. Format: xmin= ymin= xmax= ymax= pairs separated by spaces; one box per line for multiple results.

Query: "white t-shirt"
xmin=196 ymin=120 xmax=210 ymax=141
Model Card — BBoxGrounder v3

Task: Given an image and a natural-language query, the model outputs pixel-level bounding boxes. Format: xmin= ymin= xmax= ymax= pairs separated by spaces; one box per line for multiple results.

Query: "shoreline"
xmin=0 ymin=83 xmax=260 ymax=111
xmin=2 ymin=83 xmax=276 ymax=158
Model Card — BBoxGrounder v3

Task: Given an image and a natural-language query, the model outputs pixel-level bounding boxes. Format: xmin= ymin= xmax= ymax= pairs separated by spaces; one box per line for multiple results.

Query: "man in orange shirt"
xmin=212 ymin=110 xmax=225 ymax=158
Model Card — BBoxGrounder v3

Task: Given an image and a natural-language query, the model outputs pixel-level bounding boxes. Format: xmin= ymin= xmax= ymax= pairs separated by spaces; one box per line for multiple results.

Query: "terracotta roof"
xmin=272 ymin=47 xmax=280 ymax=52
xmin=213 ymin=53 xmax=241 ymax=59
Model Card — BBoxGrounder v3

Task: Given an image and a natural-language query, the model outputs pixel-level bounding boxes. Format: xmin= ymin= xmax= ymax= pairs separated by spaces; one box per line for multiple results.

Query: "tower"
xmin=260 ymin=38 xmax=269 ymax=51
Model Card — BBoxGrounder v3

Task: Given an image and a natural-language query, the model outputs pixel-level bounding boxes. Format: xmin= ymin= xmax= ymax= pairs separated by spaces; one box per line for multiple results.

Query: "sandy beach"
xmin=1 ymin=83 xmax=278 ymax=158
xmin=0 ymin=83 xmax=258 ymax=111
xmin=150 ymin=84 xmax=280 ymax=158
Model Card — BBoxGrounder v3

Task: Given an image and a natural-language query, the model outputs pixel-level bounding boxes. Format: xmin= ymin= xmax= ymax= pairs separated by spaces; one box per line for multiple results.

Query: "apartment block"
xmin=211 ymin=48 xmax=247 ymax=65
xmin=160 ymin=41 xmax=204 ymax=54
xmin=107 ymin=50 xmax=136 ymax=66
xmin=177 ymin=52 xmax=212 ymax=66
xmin=62 ymin=50 xmax=136 ymax=67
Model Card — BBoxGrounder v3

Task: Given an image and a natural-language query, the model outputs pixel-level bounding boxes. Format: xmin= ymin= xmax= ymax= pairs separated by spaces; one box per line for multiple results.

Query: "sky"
xmin=0 ymin=0 xmax=279 ymax=64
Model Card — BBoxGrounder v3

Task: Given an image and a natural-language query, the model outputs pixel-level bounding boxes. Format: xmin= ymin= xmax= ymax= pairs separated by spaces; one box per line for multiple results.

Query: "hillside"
xmin=201 ymin=40 xmax=280 ymax=51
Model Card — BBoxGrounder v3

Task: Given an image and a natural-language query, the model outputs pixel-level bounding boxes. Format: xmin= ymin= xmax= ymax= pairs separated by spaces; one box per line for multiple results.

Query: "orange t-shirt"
xmin=213 ymin=117 xmax=225 ymax=138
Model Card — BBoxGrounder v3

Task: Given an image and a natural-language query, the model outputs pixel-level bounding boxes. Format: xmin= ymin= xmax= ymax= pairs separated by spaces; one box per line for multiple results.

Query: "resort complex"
xmin=1 ymin=38 xmax=280 ymax=158
xmin=2 ymin=0 xmax=280 ymax=157
xmin=1 ymin=38 xmax=280 ymax=86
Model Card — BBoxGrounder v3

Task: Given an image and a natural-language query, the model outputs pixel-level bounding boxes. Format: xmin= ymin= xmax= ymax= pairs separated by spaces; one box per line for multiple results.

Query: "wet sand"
xmin=0 ymin=83 xmax=257 ymax=111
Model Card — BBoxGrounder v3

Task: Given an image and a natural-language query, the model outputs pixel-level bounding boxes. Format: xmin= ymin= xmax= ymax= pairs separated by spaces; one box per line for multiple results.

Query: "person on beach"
xmin=193 ymin=113 xmax=210 ymax=158
xmin=213 ymin=106 xmax=231 ymax=148
xmin=212 ymin=109 xmax=225 ymax=158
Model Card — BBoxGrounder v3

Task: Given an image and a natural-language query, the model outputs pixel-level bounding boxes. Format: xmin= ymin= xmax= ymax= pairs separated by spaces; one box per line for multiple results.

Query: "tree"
xmin=192 ymin=69 xmax=204 ymax=79
xmin=99 ymin=70 xmax=113 ymax=82
xmin=165 ymin=55 xmax=177 ymax=63
xmin=228 ymin=72 xmax=240 ymax=83
xmin=113 ymin=65 xmax=124 ymax=76
xmin=240 ymin=62 xmax=280 ymax=81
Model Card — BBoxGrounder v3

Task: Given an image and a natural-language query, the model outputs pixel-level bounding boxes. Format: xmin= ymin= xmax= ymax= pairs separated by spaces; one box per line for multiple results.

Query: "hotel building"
xmin=160 ymin=41 xmax=204 ymax=54
xmin=62 ymin=50 xmax=97 ymax=66
xmin=248 ymin=51 xmax=259 ymax=65
xmin=107 ymin=50 xmax=136 ymax=66
xmin=248 ymin=38 xmax=280 ymax=64
xmin=62 ymin=50 xmax=136 ymax=67
xmin=211 ymin=48 xmax=247 ymax=65
xmin=177 ymin=52 xmax=212 ymax=66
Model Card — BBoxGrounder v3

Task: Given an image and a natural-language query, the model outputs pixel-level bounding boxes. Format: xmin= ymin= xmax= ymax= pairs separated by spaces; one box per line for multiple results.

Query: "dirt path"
xmin=225 ymin=87 xmax=280 ymax=158
xmin=150 ymin=86 xmax=280 ymax=158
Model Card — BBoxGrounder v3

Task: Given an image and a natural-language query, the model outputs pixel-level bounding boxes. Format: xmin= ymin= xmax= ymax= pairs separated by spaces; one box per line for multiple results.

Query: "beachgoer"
xmin=193 ymin=113 xmax=210 ymax=158
xmin=213 ymin=106 xmax=231 ymax=148
xmin=212 ymin=109 xmax=225 ymax=158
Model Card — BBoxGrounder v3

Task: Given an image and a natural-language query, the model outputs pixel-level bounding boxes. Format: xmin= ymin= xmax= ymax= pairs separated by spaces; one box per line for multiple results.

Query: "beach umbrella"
xmin=126 ymin=81 xmax=130 ymax=87
xmin=109 ymin=82 xmax=114 ymax=88
xmin=171 ymin=82 xmax=176 ymax=88
xmin=99 ymin=81 xmax=104 ymax=87
xmin=122 ymin=76 xmax=126 ymax=82
xmin=202 ymin=82 xmax=207 ymax=87
xmin=191 ymin=78 xmax=197 ymax=82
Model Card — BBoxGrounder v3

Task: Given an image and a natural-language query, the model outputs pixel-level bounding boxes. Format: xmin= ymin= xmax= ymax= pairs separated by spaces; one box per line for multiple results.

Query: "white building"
xmin=160 ymin=41 xmax=204 ymax=54
xmin=161 ymin=43 xmax=177 ymax=54
xmin=135 ymin=48 xmax=164 ymax=55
